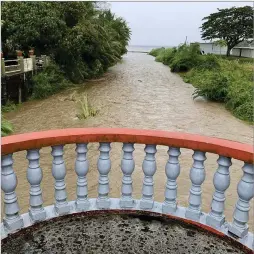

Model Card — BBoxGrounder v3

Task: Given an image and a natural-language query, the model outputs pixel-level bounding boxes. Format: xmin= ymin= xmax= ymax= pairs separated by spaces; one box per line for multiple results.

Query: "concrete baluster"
xmin=96 ymin=142 xmax=111 ymax=209
xmin=186 ymin=150 xmax=206 ymax=221
xmin=228 ymin=163 xmax=254 ymax=237
xmin=140 ymin=144 xmax=157 ymax=209
xmin=75 ymin=143 xmax=90 ymax=211
xmin=51 ymin=145 xmax=70 ymax=215
xmin=120 ymin=143 xmax=135 ymax=208
xmin=27 ymin=149 xmax=46 ymax=222
xmin=162 ymin=147 xmax=181 ymax=214
xmin=1 ymin=154 xmax=24 ymax=231
xmin=206 ymin=156 xmax=231 ymax=228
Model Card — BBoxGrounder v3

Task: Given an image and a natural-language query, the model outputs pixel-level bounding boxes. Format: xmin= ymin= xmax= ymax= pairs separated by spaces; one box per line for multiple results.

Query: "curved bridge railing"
xmin=1 ymin=128 xmax=254 ymax=249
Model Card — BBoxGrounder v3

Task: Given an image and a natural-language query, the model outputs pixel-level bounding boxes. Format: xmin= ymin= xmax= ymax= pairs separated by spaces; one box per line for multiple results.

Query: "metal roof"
xmin=234 ymin=40 xmax=254 ymax=49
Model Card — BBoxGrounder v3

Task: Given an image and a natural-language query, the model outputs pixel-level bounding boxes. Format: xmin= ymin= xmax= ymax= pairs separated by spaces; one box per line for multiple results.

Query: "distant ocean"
xmin=127 ymin=45 xmax=173 ymax=52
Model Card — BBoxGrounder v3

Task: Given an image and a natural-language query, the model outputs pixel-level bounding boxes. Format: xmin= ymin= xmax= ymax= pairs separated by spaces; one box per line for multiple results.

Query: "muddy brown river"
xmin=3 ymin=52 xmax=253 ymax=228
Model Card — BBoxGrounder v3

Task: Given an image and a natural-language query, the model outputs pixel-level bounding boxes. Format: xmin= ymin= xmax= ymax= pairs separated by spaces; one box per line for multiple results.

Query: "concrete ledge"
xmin=2 ymin=209 xmax=253 ymax=254
xmin=1 ymin=199 xmax=254 ymax=250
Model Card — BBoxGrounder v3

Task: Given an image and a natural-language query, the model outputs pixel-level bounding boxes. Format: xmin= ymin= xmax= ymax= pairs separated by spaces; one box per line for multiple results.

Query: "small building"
xmin=197 ymin=42 xmax=228 ymax=55
xmin=231 ymin=40 xmax=254 ymax=58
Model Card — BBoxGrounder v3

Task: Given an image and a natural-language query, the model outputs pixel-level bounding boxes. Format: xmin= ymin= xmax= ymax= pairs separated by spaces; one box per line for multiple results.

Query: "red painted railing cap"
xmin=1 ymin=128 xmax=253 ymax=163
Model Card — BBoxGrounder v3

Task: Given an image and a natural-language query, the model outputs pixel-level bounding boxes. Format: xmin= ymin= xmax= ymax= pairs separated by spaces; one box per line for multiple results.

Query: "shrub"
xmin=156 ymin=47 xmax=177 ymax=65
xmin=226 ymin=80 xmax=253 ymax=122
xmin=2 ymin=100 xmax=19 ymax=113
xmin=190 ymin=70 xmax=230 ymax=101
xmin=150 ymin=43 xmax=253 ymax=122
xmin=197 ymin=54 xmax=220 ymax=70
xmin=148 ymin=47 xmax=165 ymax=57
xmin=76 ymin=93 xmax=98 ymax=119
xmin=31 ymin=63 xmax=69 ymax=99
xmin=170 ymin=43 xmax=201 ymax=72
xmin=1 ymin=117 xmax=13 ymax=136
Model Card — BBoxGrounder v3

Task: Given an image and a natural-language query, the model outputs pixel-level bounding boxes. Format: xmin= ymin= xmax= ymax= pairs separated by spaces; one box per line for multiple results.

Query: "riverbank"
xmin=2 ymin=52 xmax=253 ymax=228
xmin=149 ymin=45 xmax=253 ymax=123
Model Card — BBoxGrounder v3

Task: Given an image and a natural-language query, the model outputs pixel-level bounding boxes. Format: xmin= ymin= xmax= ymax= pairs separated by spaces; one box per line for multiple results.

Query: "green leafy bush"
xmin=191 ymin=70 xmax=230 ymax=101
xmin=2 ymin=2 xmax=131 ymax=84
xmin=197 ymin=54 xmax=220 ymax=70
xmin=150 ymin=43 xmax=202 ymax=72
xmin=31 ymin=63 xmax=69 ymax=99
xmin=1 ymin=117 xmax=13 ymax=136
xmin=148 ymin=47 xmax=165 ymax=57
xmin=150 ymin=43 xmax=253 ymax=122
xmin=156 ymin=48 xmax=177 ymax=65
xmin=170 ymin=43 xmax=201 ymax=72
xmin=185 ymin=58 xmax=253 ymax=122
xmin=2 ymin=100 xmax=19 ymax=113
xmin=226 ymin=80 xmax=253 ymax=122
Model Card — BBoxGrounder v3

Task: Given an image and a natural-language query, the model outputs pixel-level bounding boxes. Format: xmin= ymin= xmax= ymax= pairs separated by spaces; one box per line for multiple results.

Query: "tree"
xmin=1 ymin=2 xmax=66 ymax=56
xmin=200 ymin=6 xmax=253 ymax=56
xmin=1 ymin=2 xmax=131 ymax=83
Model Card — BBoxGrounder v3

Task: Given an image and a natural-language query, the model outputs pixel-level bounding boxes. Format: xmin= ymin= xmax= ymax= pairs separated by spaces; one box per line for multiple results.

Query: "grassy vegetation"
xmin=2 ymin=100 xmax=20 ymax=113
xmin=76 ymin=93 xmax=98 ymax=120
xmin=31 ymin=63 xmax=69 ymax=99
xmin=1 ymin=117 xmax=13 ymax=137
xmin=149 ymin=44 xmax=253 ymax=123
xmin=2 ymin=101 xmax=16 ymax=136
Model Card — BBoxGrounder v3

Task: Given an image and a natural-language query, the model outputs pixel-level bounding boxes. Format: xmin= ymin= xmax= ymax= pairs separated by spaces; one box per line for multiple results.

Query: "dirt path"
xmin=3 ymin=52 xmax=253 ymax=227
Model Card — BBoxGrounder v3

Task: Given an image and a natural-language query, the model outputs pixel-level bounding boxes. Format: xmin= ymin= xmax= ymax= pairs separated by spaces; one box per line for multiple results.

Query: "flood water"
xmin=3 ymin=52 xmax=253 ymax=227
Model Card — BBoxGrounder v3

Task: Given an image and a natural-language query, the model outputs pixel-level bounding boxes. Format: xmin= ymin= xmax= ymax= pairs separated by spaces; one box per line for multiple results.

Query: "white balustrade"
xmin=228 ymin=163 xmax=254 ymax=237
xmin=162 ymin=147 xmax=181 ymax=214
xmin=120 ymin=143 xmax=135 ymax=208
xmin=1 ymin=132 xmax=254 ymax=250
xmin=96 ymin=142 xmax=111 ymax=209
xmin=75 ymin=143 xmax=90 ymax=211
xmin=51 ymin=145 xmax=70 ymax=215
xmin=1 ymin=154 xmax=23 ymax=231
xmin=186 ymin=150 xmax=206 ymax=221
xmin=26 ymin=149 xmax=46 ymax=222
xmin=140 ymin=144 xmax=157 ymax=209
xmin=206 ymin=156 xmax=231 ymax=228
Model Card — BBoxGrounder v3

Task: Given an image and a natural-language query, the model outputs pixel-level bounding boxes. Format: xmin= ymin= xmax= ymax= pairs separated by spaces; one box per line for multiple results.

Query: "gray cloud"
xmin=110 ymin=2 xmax=252 ymax=46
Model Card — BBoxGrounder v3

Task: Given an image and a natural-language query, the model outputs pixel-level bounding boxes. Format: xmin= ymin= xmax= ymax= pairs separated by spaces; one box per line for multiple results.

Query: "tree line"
xmin=1 ymin=2 xmax=131 ymax=83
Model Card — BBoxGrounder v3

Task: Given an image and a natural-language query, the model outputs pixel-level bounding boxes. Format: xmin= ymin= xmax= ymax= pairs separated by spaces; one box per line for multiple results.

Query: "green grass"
xmin=76 ymin=93 xmax=98 ymax=120
xmin=2 ymin=100 xmax=20 ymax=113
xmin=148 ymin=47 xmax=165 ymax=57
xmin=215 ymin=55 xmax=253 ymax=64
xmin=1 ymin=117 xmax=14 ymax=136
xmin=149 ymin=45 xmax=253 ymax=123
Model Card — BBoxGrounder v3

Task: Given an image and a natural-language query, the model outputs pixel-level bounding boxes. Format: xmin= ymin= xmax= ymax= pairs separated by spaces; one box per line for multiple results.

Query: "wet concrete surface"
xmin=1 ymin=212 xmax=252 ymax=254
xmin=3 ymin=52 xmax=253 ymax=228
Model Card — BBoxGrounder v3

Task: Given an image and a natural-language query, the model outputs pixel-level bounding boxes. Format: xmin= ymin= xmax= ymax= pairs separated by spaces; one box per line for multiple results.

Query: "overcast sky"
xmin=110 ymin=2 xmax=253 ymax=46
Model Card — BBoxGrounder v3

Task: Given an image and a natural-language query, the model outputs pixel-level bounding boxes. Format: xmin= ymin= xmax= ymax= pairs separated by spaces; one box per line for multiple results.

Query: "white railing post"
xmin=27 ymin=149 xmax=46 ymax=222
xmin=162 ymin=147 xmax=181 ymax=214
xmin=228 ymin=163 xmax=254 ymax=238
xmin=75 ymin=143 xmax=90 ymax=211
xmin=140 ymin=144 xmax=157 ymax=209
xmin=120 ymin=143 xmax=135 ymax=208
xmin=206 ymin=156 xmax=231 ymax=228
xmin=186 ymin=150 xmax=206 ymax=221
xmin=51 ymin=145 xmax=70 ymax=215
xmin=1 ymin=154 xmax=24 ymax=231
xmin=96 ymin=142 xmax=111 ymax=209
